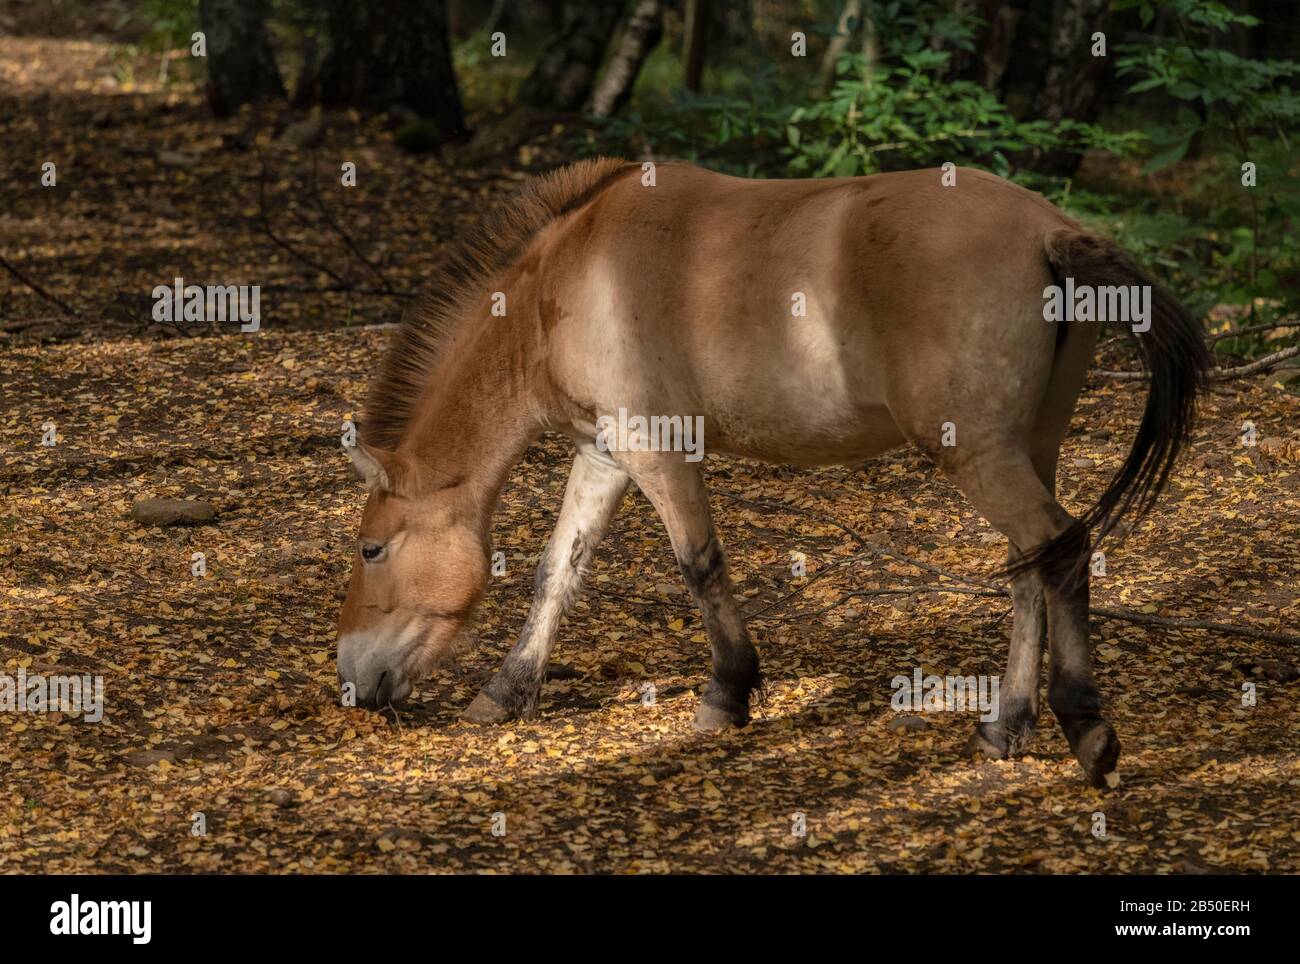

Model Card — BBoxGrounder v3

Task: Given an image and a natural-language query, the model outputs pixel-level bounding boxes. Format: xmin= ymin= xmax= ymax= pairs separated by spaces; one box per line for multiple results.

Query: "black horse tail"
xmin=1012 ymin=229 xmax=1210 ymax=584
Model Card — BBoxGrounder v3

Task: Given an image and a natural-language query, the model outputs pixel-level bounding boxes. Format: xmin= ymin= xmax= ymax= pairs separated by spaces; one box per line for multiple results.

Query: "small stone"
xmin=1072 ymin=457 xmax=1097 ymax=469
xmin=887 ymin=715 xmax=929 ymax=733
xmin=131 ymin=498 xmax=216 ymax=527
xmin=157 ymin=149 xmax=199 ymax=167
xmin=267 ymin=788 xmax=295 ymax=808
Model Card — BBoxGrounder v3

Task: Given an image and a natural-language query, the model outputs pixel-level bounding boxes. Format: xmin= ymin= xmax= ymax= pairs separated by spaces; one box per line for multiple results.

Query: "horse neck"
xmin=400 ymin=302 xmax=544 ymax=535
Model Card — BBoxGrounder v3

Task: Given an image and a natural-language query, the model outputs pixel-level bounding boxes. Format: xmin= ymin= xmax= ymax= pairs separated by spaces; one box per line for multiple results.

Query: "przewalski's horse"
xmin=337 ymin=158 xmax=1208 ymax=787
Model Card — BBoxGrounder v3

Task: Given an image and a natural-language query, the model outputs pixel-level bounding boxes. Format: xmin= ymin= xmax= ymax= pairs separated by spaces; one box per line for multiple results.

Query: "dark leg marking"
xmin=969 ymin=698 xmax=1039 ymax=760
xmin=476 ymin=539 xmax=585 ymax=719
xmin=680 ymin=537 xmax=762 ymax=730
xmin=1043 ymin=535 xmax=1121 ymax=788
xmin=968 ymin=554 xmax=1045 ymax=760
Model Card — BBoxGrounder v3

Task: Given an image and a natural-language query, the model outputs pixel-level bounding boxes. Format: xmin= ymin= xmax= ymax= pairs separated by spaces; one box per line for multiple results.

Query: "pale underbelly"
xmin=701 ymin=401 xmax=907 ymax=466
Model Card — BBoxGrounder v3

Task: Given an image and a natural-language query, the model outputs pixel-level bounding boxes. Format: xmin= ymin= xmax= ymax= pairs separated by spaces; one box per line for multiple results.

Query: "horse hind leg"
xmin=967 ymin=439 xmax=1060 ymax=759
xmin=945 ymin=451 xmax=1120 ymax=787
xmin=966 ymin=546 xmax=1044 ymax=759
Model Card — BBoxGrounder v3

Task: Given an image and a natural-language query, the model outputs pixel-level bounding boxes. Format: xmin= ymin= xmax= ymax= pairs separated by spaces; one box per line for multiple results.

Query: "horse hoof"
xmin=1077 ymin=721 xmax=1121 ymax=789
xmin=693 ymin=701 xmax=748 ymax=732
xmin=965 ymin=725 xmax=1007 ymax=760
xmin=461 ymin=691 xmax=514 ymax=725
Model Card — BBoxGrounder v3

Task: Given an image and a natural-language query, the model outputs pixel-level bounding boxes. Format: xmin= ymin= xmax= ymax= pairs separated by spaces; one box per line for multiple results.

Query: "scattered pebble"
xmin=131 ymin=498 xmax=216 ymax=526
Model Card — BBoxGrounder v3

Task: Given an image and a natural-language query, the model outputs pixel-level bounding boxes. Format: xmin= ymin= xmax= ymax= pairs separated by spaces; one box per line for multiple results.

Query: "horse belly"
xmin=698 ymin=359 xmax=906 ymax=465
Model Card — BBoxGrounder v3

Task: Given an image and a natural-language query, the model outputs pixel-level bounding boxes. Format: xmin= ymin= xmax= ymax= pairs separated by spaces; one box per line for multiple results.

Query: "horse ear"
xmin=347 ymin=443 xmax=396 ymax=491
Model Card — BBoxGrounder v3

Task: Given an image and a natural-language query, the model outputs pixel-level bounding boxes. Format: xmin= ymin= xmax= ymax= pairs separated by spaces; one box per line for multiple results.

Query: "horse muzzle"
xmin=337 ymin=632 xmax=416 ymax=709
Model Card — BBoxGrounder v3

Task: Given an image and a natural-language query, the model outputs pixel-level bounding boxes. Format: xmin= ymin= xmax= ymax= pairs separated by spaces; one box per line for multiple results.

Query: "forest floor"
xmin=2 ymin=21 xmax=1299 ymax=874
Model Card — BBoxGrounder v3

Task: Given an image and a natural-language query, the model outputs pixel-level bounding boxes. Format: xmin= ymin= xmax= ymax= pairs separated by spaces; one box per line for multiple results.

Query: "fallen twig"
xmin=308 ymin=158 xmax=399 ymax=295
xmin=1099 ymin=345 xmax=1299 ymax=382
xmin=712 ymin=487 xmax=1299 ymax=646
xmin=0 ymin=253 xmax=79 ymax=317
xmin=751 ymin=585 xmax=1005 ymax=623
xmin=1209 ymin=320 xmax=1298 ymax=342
xmin=255 ymin=151 xmax=354 ymax=290
xmin=1090 ymin=608 xmax=1300 ymax=646
xmin=714 ymin=487 xmax=1004 ymax=592
xmin=1207 ymin=346 xmax=1300 ymax=380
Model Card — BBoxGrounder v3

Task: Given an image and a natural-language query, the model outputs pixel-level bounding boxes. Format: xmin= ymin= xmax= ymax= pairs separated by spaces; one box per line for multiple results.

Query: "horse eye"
xmin=360 ymin=541 xmax=387 ymax=563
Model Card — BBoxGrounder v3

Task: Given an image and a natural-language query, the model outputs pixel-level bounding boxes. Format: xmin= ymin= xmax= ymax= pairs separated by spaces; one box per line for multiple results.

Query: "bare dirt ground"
xmin=2 ymin=20 xmax=1298 ymax=874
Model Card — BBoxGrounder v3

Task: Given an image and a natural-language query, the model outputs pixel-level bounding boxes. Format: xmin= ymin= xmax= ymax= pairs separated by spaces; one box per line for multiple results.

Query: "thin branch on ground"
xmin=714 ymin=487 xmax=1004 ymax=592
xmin=0 ymin=253 xmax=79 ymax=317
xmin=1209 ymin=320 xmax=1298 ymax=342
xmin=1099 ymin=319 xmax=1298 ymax=380
xmin=1090 ymin=608 xmax=1300 ymax=646
xmin=307 ymin=157 xmax=402 ymax=295
xmin=712 ymin=487 xmax=1300 ymax=646
xmin=1099 ymin=345 xmax=1299 ymax=382
xmin=751 ymin=585 xmax=1006 ymax=623
xmin=259 ymin=283 xmax=416 ymax=299
xmin=255 ymin=151 xmax=356 ymax=291
xmin=1207 ymin=346 xmax=1300 ymax=380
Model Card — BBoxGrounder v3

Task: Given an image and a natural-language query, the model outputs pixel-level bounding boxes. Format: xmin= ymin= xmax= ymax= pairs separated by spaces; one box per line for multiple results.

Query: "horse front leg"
xmin=462 ymin=443 xmax=630 ymax=724
xmin=620 ymin=454 xmax=762 ymax=731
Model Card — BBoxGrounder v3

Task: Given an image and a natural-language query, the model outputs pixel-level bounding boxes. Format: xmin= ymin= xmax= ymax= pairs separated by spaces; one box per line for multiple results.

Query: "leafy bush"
xmin=786 ymin=50 xmax=1134 ymax=178
xmin=1115 ymin=0 xmax=1300 ymax=343
xmin=584 ymin=0 xmax=1133 ymax=179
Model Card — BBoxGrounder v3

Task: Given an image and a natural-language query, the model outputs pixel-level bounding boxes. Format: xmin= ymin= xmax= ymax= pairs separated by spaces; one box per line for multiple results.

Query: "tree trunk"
xmin=199 ymin=0 xmax=284 ymax=117
xmin=318 ymin=0 xmax=466 ymax=141
xmin=682 ymin=0 xmax=709 ymax=92
xmin=947 ymin=0 xmax=1027 ymax=93
xmin=819 ymin=0 xmax=863 ymax=86
xmin=861 ymin=0 xmax=879 ymax=87
xmin=518 ymin=1 xmax=623 ymax=110
xmin=1032 ymin=0 xmax=1113 ymax=175
xmin=590 ymin=0 xmax=664 ymax=117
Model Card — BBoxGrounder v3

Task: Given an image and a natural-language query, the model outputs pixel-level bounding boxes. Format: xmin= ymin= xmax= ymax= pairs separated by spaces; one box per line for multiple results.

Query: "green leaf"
xmin=1141 ymin=136 xmax=1191 ymax=175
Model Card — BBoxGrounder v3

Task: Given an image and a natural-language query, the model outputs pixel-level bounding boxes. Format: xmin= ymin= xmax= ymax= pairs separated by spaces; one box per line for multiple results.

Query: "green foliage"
xmin=119 ymin=0 xmax=199 ymax=52
xmin=584 ymin=0 xmax=1133 ymax=179
xmin=786 ymin=51 xmax=1134 ymax=178
xmin=453 ymin=30 xmax=533 ymax=108
xmin=585 ymin=65 xmax=792 ymax=177
xmin=1114 ymin=0 xmax=1300 ymax=350
xmin=1116 ymin=0 xmax=1299 ymax=170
